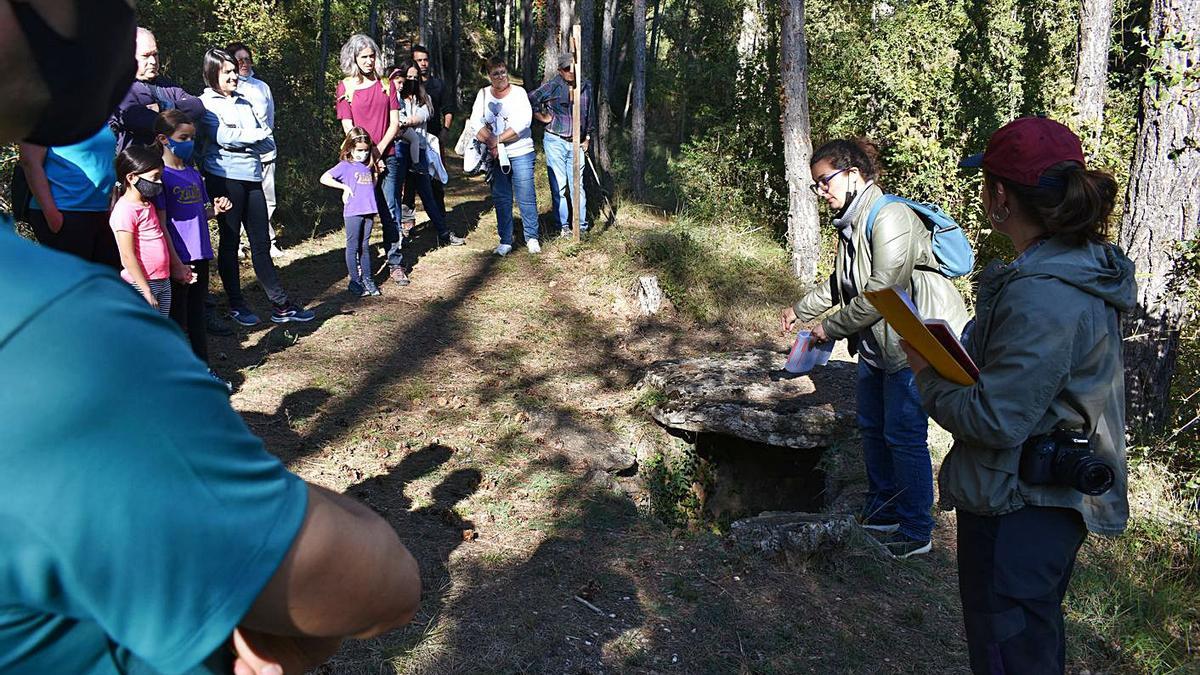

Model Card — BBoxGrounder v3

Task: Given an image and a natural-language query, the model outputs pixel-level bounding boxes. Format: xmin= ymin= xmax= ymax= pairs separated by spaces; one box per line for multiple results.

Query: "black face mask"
xmin=134 ymin=178 xmax=163 ymax=200
xmin=11 ymin=0 xmax=137 ymax=146
xmin=403 ymin=79 xmax=419 ymax=97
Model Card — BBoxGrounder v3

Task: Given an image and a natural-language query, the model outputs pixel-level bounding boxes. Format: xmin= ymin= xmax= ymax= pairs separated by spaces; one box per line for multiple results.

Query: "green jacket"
xmin=916 ymin=236 xmax=1136 ymax=535
xmin=793 ymin=185 xmax=969 ymax=373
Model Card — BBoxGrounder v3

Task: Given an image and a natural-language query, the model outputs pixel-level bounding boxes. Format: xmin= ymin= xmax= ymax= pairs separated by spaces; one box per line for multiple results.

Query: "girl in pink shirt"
xmin=110 ymin=145 xmax=193 ymax=316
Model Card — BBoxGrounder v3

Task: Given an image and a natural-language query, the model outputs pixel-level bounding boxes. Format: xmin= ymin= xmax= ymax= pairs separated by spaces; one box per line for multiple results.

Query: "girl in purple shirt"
xmin=320 ymin=127 xmax=382 ymax=297
xmin=153 ymin=110 xmax=233 ymax=385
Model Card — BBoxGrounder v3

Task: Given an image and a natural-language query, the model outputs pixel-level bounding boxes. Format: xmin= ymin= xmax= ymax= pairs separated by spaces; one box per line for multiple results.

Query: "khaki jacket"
xmin=794 ymin=185 xmax=969 ymax=373
xmin=916 ymin=237 xmax=1136 ymax=535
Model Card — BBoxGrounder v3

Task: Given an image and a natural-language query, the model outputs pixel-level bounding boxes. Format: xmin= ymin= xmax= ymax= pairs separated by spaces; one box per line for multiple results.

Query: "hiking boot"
xmin=439 ymin=233 xmax=466 ymax=246
xmin=526 ymin=239 xmax=542 ymax=254
xmin=270 ymin=303 xmax=315 ymax=323
xmin=228 ymin=306 xmax=260 ymax=327
xmin=559 ymin=227 xmax=573 ymax=239
xmin=206 ymin=312 xmax=234 ymax=336
xmin=389 ymin=267 xmax=411 ymax=286
xmin=494 ymin=244 xmax=513 ymax=256
xmin=877 ymin=532 xmax=932 ymax=559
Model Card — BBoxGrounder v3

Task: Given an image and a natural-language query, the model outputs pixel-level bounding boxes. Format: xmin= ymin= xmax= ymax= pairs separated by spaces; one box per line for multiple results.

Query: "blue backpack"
xmin=865 ymin=195 xmax=975 ymax=278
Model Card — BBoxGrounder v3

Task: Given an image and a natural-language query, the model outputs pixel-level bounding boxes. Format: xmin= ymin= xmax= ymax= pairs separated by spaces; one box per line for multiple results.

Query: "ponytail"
xmin=811 ymin=137 xmax=884 ymax=183
xmin=988 ymin=162 xmax=1117 ymax=245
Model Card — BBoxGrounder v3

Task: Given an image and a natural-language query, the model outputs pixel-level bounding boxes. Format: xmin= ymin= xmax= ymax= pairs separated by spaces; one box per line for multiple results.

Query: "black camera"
xmin=1019 ymin=429 xmax=1115 ymax=496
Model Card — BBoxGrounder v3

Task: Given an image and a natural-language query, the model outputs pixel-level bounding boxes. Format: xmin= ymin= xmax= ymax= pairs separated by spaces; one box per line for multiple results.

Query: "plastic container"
xmin=784 ymin=330 xmax=835 ymax=374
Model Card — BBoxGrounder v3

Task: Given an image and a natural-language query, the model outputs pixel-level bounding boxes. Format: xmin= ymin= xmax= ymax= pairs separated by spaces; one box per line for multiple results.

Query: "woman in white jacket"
xmin=392 ymin=59 xmax=458 ymax=248
xmin=469 ymin=55 xmax=539 ymax=256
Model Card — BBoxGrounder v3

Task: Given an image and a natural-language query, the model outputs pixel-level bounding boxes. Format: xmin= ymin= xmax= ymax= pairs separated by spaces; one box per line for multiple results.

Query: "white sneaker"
xmin=237 ymin=245 xmax=247 ymax=259
xmin=494 ymin=244 xmax=513 ymax=256
xmin=527 ymin=239 xmax=541 ymax=254
xmin=269 ymin=243 xmax=284 ymax=258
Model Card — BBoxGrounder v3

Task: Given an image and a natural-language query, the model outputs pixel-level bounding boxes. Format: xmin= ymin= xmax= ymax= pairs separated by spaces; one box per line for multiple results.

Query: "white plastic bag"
xmin=784 ymin=330 xmax=835 ymax=374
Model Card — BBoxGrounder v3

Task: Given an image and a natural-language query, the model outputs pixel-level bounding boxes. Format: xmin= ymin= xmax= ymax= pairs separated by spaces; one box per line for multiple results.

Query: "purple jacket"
xmin=109 ymin=76 xmax=206 ymax=151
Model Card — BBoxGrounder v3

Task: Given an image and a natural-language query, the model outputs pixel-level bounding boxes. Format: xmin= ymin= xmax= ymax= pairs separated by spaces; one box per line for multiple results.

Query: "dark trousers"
xmin=957 ymin=506 xmax=1087 ymax=675
xmin=344 ymin=215 xmax=375 ymax=286
xmin=169 ymin=259 xmax=210 ymax=362
xmin=403 ymin=170 xmax=445 ymax=214
xmin=28 ymin=209 xmax=120 ymax=270
xmin=204 ymin=173 xmax=288 ymax=308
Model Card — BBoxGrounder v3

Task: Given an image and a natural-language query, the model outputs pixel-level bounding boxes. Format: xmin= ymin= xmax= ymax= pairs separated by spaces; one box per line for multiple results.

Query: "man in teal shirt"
xmin=1 ymin=3 xmax=421 ymax=672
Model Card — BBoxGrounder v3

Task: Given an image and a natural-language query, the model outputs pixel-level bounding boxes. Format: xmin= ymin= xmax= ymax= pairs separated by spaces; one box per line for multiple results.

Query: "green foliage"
xmin=642 ymin=442 xmax=708 ymax=528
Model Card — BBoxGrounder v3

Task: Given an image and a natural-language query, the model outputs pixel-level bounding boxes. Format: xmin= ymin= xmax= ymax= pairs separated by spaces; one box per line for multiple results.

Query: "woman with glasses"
xmin=468 ymin=55 xmax=539 ymax=256
xmin=780 ymin=138 xmax=968 ymax=559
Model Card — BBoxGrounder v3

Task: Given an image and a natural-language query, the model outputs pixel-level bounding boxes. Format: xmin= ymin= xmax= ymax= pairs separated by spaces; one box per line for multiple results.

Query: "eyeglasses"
xmin=489 ymin=71 xmax=508 ymax=79
xmin=809 ymin=168 xmax=849 ymax=195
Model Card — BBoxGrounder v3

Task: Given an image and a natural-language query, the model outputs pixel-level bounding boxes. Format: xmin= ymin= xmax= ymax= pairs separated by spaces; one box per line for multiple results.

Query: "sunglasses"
xmin=809 ymin=168 xmax=849 ymax=195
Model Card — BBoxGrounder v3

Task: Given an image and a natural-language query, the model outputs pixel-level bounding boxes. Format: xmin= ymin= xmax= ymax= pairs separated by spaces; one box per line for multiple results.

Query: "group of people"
xmin=787 ymin=122 xmax=1134 ymax=673
xmin=1 ymin=3 xmax=1136 ymax=674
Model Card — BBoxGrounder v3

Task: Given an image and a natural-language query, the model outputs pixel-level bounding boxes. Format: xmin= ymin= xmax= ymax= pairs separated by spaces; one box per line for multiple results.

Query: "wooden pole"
xmin=571 ymin=23 xmax=583 ymax=241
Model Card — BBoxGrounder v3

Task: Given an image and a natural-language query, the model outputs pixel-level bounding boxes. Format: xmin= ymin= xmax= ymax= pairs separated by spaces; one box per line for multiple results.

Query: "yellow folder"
xmin=863 ymin=286 xmax=977 ymax=386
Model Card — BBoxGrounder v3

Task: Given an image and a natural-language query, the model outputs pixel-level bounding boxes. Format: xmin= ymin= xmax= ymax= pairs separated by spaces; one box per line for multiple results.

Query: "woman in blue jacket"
xmin=199 ymin=48 xmax=312 ymax=326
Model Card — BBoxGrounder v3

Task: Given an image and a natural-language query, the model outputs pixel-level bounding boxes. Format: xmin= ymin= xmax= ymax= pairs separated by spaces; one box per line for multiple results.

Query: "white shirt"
xmin=238 ymin=71 xmax=277 ymax=162
xmin=469 ymin=85 xmax=534 ymax=157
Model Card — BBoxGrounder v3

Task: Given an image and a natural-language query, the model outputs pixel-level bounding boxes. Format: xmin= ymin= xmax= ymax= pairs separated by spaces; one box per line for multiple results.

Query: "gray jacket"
xmin=198 ymin=89 xmax=275 ymax=182
xmin=916 ymin=236 xmax=1136 ymax=535
xmin=794 ymin=185 xmax=969 ymax=373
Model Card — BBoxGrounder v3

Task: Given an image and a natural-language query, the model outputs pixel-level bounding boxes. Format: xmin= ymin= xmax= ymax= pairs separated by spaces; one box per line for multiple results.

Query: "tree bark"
xmin=522 ymin=0 xmax=536 ymax=84
xmin=368 ymin=0 xmax=379 ymax=43
xmin=494 ymin=0 xmax=507 ymax=58
xmin=781 ymin=0 xmax=821 ymax=281
xmin=543 ymin=0 xmax=560 ymax=83
xmin=597 ymin=0 xmax=618 ymax=173
xmin=648 ymin=0 xmax=662 ymax=65
xmin=1119 ymin=0 xmax=1200 ymax=439
xmin=630 ymin=0 xmax=646 ymax=198
xmin=451 ymin=0 xmax=462 ymax=100
xmin=316 ymin=0 xmax=332 ymax=102
xmin=675 ymin=0 xmax=693 ymax=144
xmin=420 ymin=0 xmax=429 ymax=47
xmin=579 ymin=0 xmax=594 ymax=84
xmin=1074 ymin=0 xmax=1114 ymax=153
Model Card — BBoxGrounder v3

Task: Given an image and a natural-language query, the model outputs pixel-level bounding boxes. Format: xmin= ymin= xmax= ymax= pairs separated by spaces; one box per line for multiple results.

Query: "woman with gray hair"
xmin=334 ymin=34 xmax=407 ymax=285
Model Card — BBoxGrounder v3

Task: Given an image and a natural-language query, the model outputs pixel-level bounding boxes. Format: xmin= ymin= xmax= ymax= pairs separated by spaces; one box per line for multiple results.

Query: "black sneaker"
xmin=348 ymin=280 xmax=364 ymax=297
xmin=270 ymin=303 xmax=315 ymax=323
xmin=859 ymin=515 xmax=900 ymax=533
xmin=439 ymin=233 xmax=466 ymax=246
xmin=877 ymin=532 xmax=932 ymax=559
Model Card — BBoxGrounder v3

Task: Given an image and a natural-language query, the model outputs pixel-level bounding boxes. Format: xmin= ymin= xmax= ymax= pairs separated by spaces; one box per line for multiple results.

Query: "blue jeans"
xmin=543 ymin=133 xmax=586 ymax=230
xmin=491 ymin=151 xmax=539 ymax=245
xmin=856 ymin=359 xmax=934 ymax=540
xmin=396 ymin=141 xmax=448 ymax=238
xmin=379 ymin=154 xmax=402 ymax=269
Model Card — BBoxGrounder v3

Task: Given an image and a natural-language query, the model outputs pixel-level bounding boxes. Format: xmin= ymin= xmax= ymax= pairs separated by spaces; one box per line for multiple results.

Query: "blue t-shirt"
xmin=29 ymin=125 xmax=117 ymax=213
xmin=0 ymin=227 xmax=308 ymax=673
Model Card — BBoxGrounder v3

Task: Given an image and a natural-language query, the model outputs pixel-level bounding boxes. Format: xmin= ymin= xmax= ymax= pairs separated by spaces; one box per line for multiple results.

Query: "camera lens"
xmin=1061 ymin=453 xmax=1115 ymax=496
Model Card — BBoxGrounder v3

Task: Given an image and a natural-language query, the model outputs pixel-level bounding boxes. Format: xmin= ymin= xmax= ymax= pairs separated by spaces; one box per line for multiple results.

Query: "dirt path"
xmin=215 ymin=164 xmax=970 ymax=674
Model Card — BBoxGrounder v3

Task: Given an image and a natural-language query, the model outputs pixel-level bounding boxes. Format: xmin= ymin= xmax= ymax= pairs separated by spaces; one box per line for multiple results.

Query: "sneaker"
xmin=363 ymin=283 xmax=382 ymax=297
xmin=228 ymin=306 xmax=260 ymax=327
xmin=237 ymin=245 xmax=248 ymax=259
xmin=389 ymin=267 xmax=411 ymax=286
xmin=559 ymin=227 xmax=573 ymax=239
xmin=877 ymin=532 xmax=932 ymax=559
xmin=271 ymin=303 xmax=315 ymax=323
xmin=859 ymin=515 xmax=900 ymax=533
xmin=208 ymin=369 xmax=233 ymax=394
xmin=439 ymin=233 xmax=467 ymax=246
xmin=206 ymin=312 xmax=235 ymax=336
xmin=348 ymin=280 xmax=364 ymax=296
xmin=526 ymin=239 xmax=542 ymax=254
xmin=494 ymin=244 xmax=513 ymax=256
xmin=269 ymin=243 xmax=284 ymax=258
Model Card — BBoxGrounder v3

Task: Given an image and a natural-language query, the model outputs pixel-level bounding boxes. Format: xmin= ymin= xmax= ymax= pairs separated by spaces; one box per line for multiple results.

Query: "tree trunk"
xmin=494 ymin=0 xmax=506 ymax=58
xmin=420 ymin=0 xmax=429 ymax=46
xmin=543 ymin=0 xmax=560 ymax=83
xmin=316 ymin=0 xmax=332 ymax=102
xmin=451 ymin=0 xmax=462 ymax=100
xmin=675 ymin=0 xmax=693 ymax=144
xmin=597 ymin=0 xmax=618 ymax=172
xmin=522 ymin=0 xmax=536 ymax=85
xmin=508 ymin=0 xmax=517 ymax=65
xmin=737 ymin=1 xmax=765 ymax=64
xmin=630 ymin=0 xmax=646 ymax=198
xmin=648 ymin=0 xmax=662 ymax=65
xmin=781 ymin=0 xmax=821 ymax=281
xmin=368 ymin=0 xmax=380 ymax=43
xmin=579 ymin=0 xmax=594 ymax=84
xmin=1119 ymin=0 xmax=1200 ymax=439
xmin=1074 ymin=0 xmax=1114 ymax=153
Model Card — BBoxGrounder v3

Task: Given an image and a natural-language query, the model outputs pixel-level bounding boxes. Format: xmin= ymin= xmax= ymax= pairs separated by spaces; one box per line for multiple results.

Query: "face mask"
xmin=11 ymin=0 xmax=137 ymax=146
xmin=167 ymin=138 xmax=194 ymax=162
xmin=135 ymin=177 xmax=163 ymax=199
xmin=352 ymin=150 xmax=369 ymax=163
xmin=403 ymin=80 xmax=419 ymax=97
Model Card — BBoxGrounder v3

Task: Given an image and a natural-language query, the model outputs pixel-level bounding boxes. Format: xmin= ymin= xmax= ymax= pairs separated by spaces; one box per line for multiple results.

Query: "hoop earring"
xmin=990 ymin=205 xmax=1010 ymax=224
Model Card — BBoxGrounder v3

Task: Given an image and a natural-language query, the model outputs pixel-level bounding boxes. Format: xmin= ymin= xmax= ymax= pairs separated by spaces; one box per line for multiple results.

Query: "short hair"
xmin=340 ymin=34 xmax=382 ymax=78
xmin=202 ymin=48 xmax=236 ymax=90
xmin=136 ymin=27 xmax=155 ymax=43
xmin=225 ymin=41 xmax=252 ymax=60
xmin=411 ymin=44 xmax=430 ymax=58
xmin=486 ymin=55 xmax=508 ymax=75
xmin=153 ymin=109 xmax=195 ymax=139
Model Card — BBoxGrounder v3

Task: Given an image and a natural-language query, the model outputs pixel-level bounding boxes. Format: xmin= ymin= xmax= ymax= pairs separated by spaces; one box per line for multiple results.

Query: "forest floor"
xmin=214 ymin=160 xmax=1173 ymax=674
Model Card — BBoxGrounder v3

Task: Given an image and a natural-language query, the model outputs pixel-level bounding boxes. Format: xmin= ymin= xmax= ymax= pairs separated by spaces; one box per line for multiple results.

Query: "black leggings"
xmin=204 ymin=173 xmax=288 ymax=308
xmin=169 ymin=259 xmax=210 ymax=362
xmin=28 ymin=209 xmax=120 ymax=270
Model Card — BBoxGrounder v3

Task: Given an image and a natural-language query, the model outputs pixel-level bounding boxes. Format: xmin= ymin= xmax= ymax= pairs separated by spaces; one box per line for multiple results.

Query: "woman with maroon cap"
xmin=902 ymin=117 xmax=1135 ymax=675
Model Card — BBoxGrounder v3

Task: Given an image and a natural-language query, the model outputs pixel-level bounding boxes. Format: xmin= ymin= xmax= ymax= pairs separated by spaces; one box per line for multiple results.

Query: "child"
xmin=110 ymin=145 xmax=193 ymax=317
xmin=153 ymin=109 xmax=233 ymax=385
xmin=320 ymin=127 xmax=383 ymax=296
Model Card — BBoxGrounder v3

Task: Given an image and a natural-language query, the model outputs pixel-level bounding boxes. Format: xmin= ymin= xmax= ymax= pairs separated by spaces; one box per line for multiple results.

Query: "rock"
xmin=635 ymin=275 xmax=664 ymax=315
xmin=523 ymin=410 xmax=637 ymax=474
xmin=730 ymin=512 xmax=856 ymax=555
xmin=639 ymin=350 xmax=857 ymax=449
